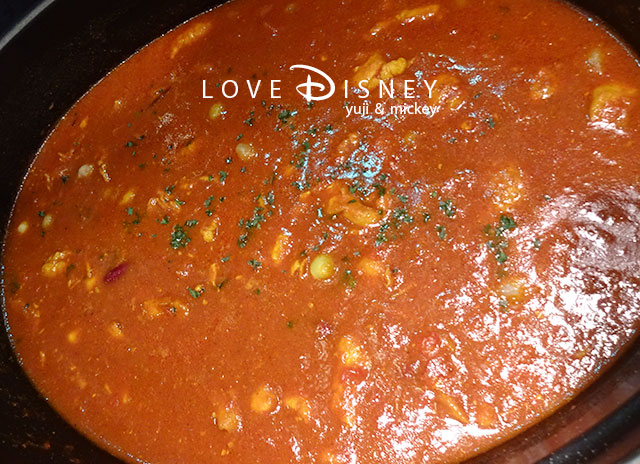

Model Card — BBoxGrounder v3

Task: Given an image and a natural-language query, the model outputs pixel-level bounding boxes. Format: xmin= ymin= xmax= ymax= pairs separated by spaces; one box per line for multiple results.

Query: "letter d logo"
xmin=290 ymin=64 xmax=335 ymax=102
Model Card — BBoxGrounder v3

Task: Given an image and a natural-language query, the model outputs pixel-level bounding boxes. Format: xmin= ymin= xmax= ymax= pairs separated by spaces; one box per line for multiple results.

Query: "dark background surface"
xmin=0 ymin=0 xmax=639 ymax=463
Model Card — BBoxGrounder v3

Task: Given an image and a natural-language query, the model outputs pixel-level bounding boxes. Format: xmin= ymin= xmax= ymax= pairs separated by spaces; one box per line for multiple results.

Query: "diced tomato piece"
xmin=340 ymin=366 xmax=368 ymax=384
xmin=419 ymin=331 xmax=441 ymax=356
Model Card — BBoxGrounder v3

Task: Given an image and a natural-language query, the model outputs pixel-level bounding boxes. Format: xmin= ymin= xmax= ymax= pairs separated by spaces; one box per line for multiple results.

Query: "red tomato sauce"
xmin=3 ymin=0 xmax=640 ymax=462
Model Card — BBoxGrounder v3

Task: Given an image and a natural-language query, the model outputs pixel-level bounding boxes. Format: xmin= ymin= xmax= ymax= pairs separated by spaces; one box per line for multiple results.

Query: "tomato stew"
xmin=3 ymin=0 xmax=640 ymax=462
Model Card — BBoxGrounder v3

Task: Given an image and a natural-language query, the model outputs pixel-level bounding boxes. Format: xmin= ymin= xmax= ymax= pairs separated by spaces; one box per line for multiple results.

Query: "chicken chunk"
xmin=324 ymin=184 xmax=381 ymax=227
xmin=488 ymin=166 xmax=523 ymax=211
xmin=353 ymin=53 xmax=409 ymax=90
xmin=41 ymin=251 xmax=72 ymax=277
xmin=589 ymin=83 xmax=637 ymax=129
xmin=170 ymin=22 xmax=212 ymax=59
xmin=371 ymin=4 xmax=440 ymax=35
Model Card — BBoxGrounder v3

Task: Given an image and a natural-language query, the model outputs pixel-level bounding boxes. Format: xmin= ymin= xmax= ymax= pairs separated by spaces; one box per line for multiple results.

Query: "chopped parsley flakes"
xmin=170 ymin=225 xmax=190 ymax=249
xmin=484 ymin=214 xmax=517 ymax=265
xmin=439 ymin=199 xmax=456 ymax=218
xmin=187 ymin=286 xmax=204 ymax=298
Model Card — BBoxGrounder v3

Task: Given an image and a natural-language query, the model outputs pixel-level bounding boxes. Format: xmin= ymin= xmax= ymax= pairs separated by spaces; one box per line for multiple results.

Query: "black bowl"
xmin=1 ymin=0 xmax=639 ymax=462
